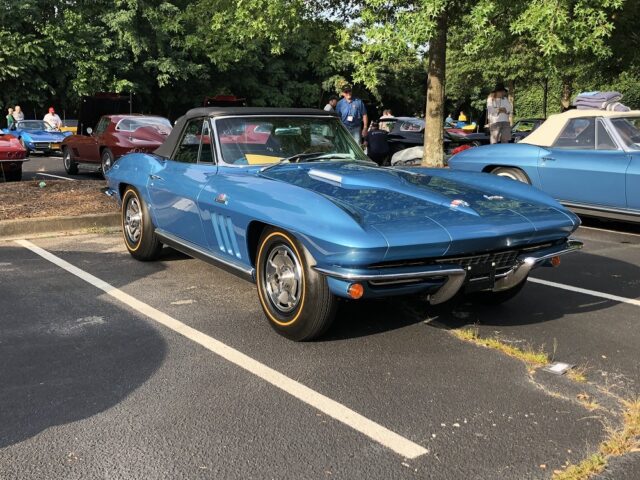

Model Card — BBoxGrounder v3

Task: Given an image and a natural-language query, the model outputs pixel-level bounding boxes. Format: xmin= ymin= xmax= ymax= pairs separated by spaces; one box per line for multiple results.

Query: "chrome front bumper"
xmin=315 ymin=240 xmax=583 ymax=304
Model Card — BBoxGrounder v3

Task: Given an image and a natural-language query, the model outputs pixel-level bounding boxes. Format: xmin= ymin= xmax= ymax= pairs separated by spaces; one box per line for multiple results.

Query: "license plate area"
xmin=464 ymin=263 xmax=496 ymax=293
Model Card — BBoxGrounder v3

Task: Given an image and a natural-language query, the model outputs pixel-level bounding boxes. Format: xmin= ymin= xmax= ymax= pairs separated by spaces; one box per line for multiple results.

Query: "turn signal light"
xmin=347 ymin=283 xmax=364 ymax=300
xmin=550 ymin=256 xmax=561 ymax=267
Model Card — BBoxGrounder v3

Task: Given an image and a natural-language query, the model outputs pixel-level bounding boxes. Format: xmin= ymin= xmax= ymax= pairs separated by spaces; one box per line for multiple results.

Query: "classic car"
xmin=60 ymin=119 xmax=78 ymax=134
xmin=448 ymin=109 xmax=640 ymax=223
xmin=511 ymin=118 xmax=544 ymax=142
xmin=0 ymin=134 xmax=28 ymax=181
xmin=62 ymin=114 xmax=172 ymax=176
xmin=104 ymin=107 xmax=582 ymax=341
xmin=2 ymin=120 xmax=72 ymax=156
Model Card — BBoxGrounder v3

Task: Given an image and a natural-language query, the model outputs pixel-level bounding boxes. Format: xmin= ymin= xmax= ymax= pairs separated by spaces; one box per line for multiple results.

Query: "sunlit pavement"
xmin=1 ymin=225 xmax=639 ymax=479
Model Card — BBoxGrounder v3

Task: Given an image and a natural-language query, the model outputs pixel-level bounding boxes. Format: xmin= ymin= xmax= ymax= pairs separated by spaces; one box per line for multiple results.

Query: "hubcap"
xmin=124 ymin=197 xmax=142 ymax=244
xmin=102 ymin=153 xmax=112 ymax=173
xmin=496 ymin=172 xmax=517 ymax=181
xmin=264 ymin=245 xmax=302 ymax=313
xmin=63 ymin=152 xmax=70 ymax=169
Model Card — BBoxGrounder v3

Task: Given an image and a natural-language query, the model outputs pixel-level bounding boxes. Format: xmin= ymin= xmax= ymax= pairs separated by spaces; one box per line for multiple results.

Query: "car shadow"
xmin=0 ymin=246 xmax=167 ymax=449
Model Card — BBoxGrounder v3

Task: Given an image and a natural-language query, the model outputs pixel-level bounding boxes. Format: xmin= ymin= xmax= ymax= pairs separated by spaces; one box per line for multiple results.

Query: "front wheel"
xmin=101 ymin=148 xmax=114 ymax=176
xmin=62 ymin=147 xmax=78 ymax=174
xmin=256 ymin=228 xmax=337 ymax=341
xmin=467 ymin=277 xmax=528 ymax=305
xmin=121 ymin=186 xmax=163 ymax=261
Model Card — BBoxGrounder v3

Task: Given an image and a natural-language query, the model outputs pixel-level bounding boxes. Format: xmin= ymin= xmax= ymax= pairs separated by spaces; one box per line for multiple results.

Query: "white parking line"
xmin=34 ymin=173 xmax=75 ymax=181
xmin=15 ymin=239 xmax=428 ymax=460
xmin=529 ymin=277 xmax=640 ymax=308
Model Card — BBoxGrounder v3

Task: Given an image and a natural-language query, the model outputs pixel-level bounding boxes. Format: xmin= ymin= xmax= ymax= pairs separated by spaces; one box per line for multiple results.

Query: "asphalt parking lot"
xmin=1 ymin=222 xmax=639 ymax=479
xmin=20 ymin=154 xmax=102 ymax=182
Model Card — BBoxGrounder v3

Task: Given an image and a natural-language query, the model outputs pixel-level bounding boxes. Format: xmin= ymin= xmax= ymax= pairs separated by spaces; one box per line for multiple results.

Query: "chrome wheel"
xmin=124 ymin=196 xmax=142 ymax=244
xmin=102 ymin=150 xmax=113 ymax=173
xmin=264 ymin=244 xmax=302 ymax=313
xmin=63 ymin=150 xmax=70 ymax=169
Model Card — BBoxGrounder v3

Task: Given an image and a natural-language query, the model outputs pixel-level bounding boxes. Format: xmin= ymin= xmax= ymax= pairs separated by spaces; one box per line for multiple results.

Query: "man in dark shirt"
xmin=365 ymin=121 xmax=390 ymax=166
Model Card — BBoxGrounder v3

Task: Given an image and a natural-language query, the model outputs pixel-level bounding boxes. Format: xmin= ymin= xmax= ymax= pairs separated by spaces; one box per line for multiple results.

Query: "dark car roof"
xmin=155 ymin=107 xmax=337 ymax=158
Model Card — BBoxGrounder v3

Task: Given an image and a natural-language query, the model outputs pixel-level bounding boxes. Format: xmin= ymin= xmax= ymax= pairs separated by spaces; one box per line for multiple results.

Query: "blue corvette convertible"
xmin=2 ymin=120 xmax=72 ymax=155
xmin=105 ymin=107 xmax=582 ymax=340
xmin=449 ymin=109 xmax=640 ymax=223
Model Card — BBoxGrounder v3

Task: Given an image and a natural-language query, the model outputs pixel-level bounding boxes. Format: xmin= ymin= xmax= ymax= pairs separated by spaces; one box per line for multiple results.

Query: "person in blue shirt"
xmin=336 ymin=85 xmax=368 ymax=144
xmin=364 ymin=121 xmax=390 ymax=165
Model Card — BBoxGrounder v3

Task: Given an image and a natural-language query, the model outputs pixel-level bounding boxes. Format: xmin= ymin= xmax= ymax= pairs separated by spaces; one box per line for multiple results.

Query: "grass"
xmin=451 ymin=327 xmax=550 ymax=368
xmin=567 ymin=365 xmax=589 ymax=383
xmin=552 ymin=397 xmax=640 ymax=480
xmin=576 ymin=393 xmax=600 ymax=412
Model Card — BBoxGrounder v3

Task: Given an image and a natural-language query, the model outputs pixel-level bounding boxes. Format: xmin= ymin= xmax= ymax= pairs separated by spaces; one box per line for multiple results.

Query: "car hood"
xmin=260 ymin=162 xmax=578 ymax=260
xmin=21 ymin=130 xmax=67 ymax=141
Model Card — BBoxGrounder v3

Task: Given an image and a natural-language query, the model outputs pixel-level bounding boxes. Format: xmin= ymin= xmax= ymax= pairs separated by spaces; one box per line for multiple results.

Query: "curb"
xmin=0 ymin=212 xmax=120 ymax=240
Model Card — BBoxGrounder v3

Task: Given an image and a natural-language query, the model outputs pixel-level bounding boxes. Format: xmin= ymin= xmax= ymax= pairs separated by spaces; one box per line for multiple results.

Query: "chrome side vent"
xmin=211 ymin=214 xmax=241 ymax=259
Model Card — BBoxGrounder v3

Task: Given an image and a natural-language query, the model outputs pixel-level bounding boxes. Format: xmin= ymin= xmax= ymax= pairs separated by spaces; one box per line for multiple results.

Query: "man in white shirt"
xmin=43 ymin=107 xmax=62 ymax=130
xmin=324 ymin=95 xmax=338 ymax=112
xmin=487 ymin=84 xmax=512 ymax=144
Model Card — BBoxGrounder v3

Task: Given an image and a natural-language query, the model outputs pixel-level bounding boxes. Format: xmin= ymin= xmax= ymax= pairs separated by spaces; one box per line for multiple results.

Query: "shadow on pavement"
xmin=0 ymin=246 xmax=167 ymax=449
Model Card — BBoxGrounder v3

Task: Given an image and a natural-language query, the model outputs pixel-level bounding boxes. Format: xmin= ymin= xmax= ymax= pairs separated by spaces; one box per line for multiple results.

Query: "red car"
xmin=0 ymin=134 xmax=28 ymax=182
xmin=61 ymin=114 xmax=172 ymax=176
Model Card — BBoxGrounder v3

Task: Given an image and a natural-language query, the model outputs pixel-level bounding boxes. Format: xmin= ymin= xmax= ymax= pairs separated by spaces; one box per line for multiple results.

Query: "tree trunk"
xmin=507 ymin=79 xmax=515 ymax=125
xmin=542 ymin=77 xmax=548 ymax=118
xmin=422 ymin=11 xmax=447 ymax=168
xmin=561 ymin=76 xmax=573 ymax=111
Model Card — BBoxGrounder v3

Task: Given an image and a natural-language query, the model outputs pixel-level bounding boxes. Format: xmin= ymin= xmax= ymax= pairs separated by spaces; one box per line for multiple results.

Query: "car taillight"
xmin=451 ymin=144 xmax=473 ymax=156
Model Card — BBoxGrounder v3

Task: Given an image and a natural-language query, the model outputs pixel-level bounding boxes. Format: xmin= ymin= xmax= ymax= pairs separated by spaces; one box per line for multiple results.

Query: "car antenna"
xmin=129 ymin=91 xmax=133 ymax=115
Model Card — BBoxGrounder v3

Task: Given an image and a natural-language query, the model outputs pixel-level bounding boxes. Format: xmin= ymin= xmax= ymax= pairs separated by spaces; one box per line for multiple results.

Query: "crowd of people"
xmin=4 ymin=105 xmax=62 ymax=131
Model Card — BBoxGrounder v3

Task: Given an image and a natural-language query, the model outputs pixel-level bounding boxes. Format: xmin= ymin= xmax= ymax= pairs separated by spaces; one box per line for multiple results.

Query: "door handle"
xmin=149 ymin=174 xmax=163 ymax=180
xmin=542 ymin=156 xmax=555 ymax=162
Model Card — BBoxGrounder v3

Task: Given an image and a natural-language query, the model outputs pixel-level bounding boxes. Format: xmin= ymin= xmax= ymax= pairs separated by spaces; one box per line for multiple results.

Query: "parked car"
xmin=2 ymin=120 xmax=72 ymax=156
xmin=105 ymin=107 xmax=582 ymax=340
xmin=448 ymin=109 xmax=640 ymax=223
xmin=0 ymin=134 xmax=28 ymax=181
xmin=62 ymin=114 xmax=172 ymax=176
xmin=511 ymin=118 xmax=544 ymax=142
xmin=60 ymin=119 xmax=78 ymax=135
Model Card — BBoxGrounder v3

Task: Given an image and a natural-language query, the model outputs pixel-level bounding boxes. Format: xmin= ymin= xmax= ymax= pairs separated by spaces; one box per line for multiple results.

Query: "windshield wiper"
xmin=260 ymin=153 xmax=353 ymax=172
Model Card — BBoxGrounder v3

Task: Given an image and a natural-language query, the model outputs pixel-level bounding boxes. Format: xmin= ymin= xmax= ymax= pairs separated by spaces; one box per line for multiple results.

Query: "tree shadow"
xmin=0 ymin=246 xmax=167 ymax=449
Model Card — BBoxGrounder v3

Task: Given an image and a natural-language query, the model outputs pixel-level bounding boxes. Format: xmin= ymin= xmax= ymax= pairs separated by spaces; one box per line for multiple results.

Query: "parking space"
xmin=1 ymin=225 xmax=639 ymax=479
xmin=20 ymin=155 xmax=102 ymax=182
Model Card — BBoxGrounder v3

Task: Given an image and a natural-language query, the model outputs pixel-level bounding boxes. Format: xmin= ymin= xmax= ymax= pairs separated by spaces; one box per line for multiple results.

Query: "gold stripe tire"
xmin=121 ymin=186 xmax=163 ymax=261
xmin=256 ymin=228 xmax=337 ymax=341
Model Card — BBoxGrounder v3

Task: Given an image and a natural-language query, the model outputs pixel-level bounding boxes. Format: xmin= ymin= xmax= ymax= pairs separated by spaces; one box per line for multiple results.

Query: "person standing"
xmin=12 ymin=105 xmax=24 ymax=123
xmin=487 ymin=83 xmax=512 ymax=144
xmin=43 ymin=106 xmax=62 ymax=129
xmin=336 ymin=85 xmax=368 ymax=144
xmin=6 ymin=108 xmax=15 ymax=129
xmin=323 ymin=95 xmax=338 ymax=112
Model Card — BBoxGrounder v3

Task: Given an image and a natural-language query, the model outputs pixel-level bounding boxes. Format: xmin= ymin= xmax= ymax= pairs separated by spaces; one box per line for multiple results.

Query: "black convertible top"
xmin=155 ymin=107 xmax=337 ymax=158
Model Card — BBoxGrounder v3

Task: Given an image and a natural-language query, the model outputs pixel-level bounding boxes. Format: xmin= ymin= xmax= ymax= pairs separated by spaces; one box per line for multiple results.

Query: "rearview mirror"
xmin=274 ymin=127 xmax=302 ymax=136
xmin=86 ymin=127 xmax=93 ymax=135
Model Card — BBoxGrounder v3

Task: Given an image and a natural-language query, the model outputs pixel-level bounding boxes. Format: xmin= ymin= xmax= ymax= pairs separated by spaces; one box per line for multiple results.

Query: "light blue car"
xmin=448 ymin=110 xmax=640 ymax=223
xmin=2 ymin=120 xmax=72 ymax=156
xmin=105 ymin=107 xmax=582 ymax=340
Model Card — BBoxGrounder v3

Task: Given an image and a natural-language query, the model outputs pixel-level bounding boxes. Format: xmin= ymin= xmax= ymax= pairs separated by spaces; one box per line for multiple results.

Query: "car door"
xmin=537 ymin=117 xmax=630 ymax=208
xmin=627 ymin=154 xmax=640 ymax=211
xmin=147 ymin=117 xmax=217 ymax=247
xmin=77 ymin=116 xmax=109 ymax=161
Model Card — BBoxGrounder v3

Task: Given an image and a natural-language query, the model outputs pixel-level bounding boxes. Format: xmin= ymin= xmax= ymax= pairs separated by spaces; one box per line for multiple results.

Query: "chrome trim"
xmin=155 ymin=229 xmax=255 ymax=280
xmin=561 ymin=201 xmax=640 ymax=219
xmin=493 ymin=240 xmax=583 ymax=291
xmin=315 ymin=239 xmax=582 ymax=303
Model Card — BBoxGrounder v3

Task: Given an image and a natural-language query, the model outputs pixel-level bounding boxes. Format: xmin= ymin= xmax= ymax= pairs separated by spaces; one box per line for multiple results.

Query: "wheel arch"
xmin=483 ymin=164 xmax=533 ymax=184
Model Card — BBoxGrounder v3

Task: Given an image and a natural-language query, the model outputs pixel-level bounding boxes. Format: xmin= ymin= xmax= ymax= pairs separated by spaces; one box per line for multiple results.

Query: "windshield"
xmin=116 ymin=117 xmax=172 ymax=133
xmin=610 ymin=117 xmax=640 ymax=150
xmin=215 ymin=116 xmax=368 ymax=165
xmin=18 ymin=120 xmax=56 ymax=131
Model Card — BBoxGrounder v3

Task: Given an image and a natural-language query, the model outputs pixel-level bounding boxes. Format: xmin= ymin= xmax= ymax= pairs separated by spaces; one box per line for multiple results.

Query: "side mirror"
xmin=86 ymin=127 xmax=93 ymax=135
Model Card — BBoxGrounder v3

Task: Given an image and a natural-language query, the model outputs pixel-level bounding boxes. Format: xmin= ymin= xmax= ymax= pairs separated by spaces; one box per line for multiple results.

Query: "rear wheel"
xmin=490 ymin=166 xmax=530 ymax=184
xmin=101 ymin=148 xmax=114 ymax=176
xmin=121 ymin=186 xmax=163 ymax=261
xmin=1 ymin=166 xmax=22 ymax=182
xmin=256 ymin=228 xmax=337 ymax=341
xmin=63 ymin=147 xmax=78 ymax=174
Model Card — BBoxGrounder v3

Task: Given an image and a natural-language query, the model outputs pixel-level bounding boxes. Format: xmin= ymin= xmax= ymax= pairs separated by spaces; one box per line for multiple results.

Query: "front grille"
xmin=34 ymin=142 xmax=50 ymax=149
xmin=435 ymin=250 xmax=519 ymax=271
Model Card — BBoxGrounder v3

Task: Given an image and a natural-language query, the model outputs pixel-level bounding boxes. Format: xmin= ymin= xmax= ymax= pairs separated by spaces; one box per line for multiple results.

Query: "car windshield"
xmin=19 ymin=120 xmax=55 ymax=131
xmin=215 ymin=116 xmax=368 ymax=165
xmin=610 ymin=117 xmax=640 ymax=150
xmin=117 ymin=117 xmax=172 ymax=133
